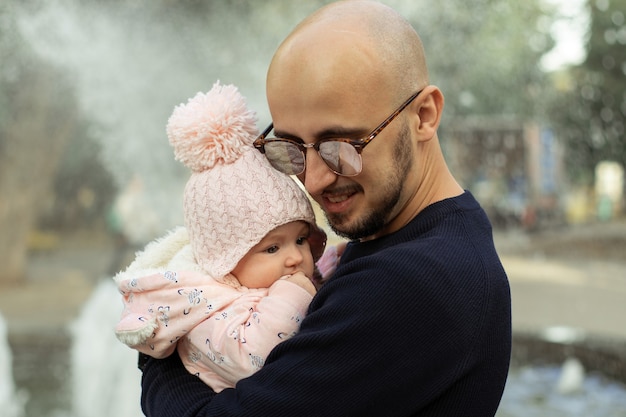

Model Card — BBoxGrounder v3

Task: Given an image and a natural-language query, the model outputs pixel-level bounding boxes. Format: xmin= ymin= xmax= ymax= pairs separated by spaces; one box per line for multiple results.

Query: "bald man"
xmin=140 ymin=2 xmax=511 ymax=416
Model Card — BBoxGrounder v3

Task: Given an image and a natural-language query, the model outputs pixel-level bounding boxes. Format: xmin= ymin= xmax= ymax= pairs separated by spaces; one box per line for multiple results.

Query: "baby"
xmin=113 ymin=81 xmax=326 ymax=392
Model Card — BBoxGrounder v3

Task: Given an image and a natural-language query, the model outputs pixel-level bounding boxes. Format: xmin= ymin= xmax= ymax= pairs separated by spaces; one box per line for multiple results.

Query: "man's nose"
xmin=299 ymin=149 xmax=337 ymax=196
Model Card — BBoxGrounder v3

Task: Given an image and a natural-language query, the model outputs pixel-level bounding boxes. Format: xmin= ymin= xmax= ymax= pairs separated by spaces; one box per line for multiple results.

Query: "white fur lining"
xmin=113 ymin=226 xmax=201 ymax=284
xmin=115 ymin=317 xmax=159 ymax=347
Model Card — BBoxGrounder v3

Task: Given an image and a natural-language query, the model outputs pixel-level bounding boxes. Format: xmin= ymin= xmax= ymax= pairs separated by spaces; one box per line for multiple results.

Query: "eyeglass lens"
xmin=263 ymin=141 xmax=362 ymax=176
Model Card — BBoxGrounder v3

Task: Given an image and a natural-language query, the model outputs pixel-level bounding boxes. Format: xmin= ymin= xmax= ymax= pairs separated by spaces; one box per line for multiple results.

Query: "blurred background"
xmin=0 ymin=0 xmax=625 ymax=416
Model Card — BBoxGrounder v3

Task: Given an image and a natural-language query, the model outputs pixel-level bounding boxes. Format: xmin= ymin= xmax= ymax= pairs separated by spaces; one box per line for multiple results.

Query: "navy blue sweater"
xmin=141 ymin=191 xmax=512 ymax=416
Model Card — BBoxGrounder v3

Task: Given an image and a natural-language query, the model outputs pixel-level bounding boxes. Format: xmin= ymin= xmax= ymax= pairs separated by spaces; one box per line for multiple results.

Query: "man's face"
xmin=267 ymin=85 xmax=415 ymax=241
xmin=266 ymin=26 xmax=418 ymax=241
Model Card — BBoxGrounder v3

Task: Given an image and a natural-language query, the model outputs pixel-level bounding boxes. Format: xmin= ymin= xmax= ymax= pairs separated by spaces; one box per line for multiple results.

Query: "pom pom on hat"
xmin=166 ymin=81 xmax=326 ymax=281
xmin=167 ymin=81 xmax=259 ymax=172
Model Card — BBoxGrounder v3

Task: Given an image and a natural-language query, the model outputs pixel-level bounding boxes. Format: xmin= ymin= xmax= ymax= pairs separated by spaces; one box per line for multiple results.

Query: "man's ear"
xmin=411 ymin=85 xmax=444 ymax=142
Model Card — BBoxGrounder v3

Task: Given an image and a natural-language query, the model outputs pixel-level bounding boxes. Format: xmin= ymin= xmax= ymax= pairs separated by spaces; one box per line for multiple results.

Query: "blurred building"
xmin=443 ymin=117 xmax=564 ymax=230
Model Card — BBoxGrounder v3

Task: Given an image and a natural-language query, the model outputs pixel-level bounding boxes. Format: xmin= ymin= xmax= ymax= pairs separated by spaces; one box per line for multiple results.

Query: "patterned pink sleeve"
xmin=181 ymin=278 xmax=313 ymax=390
xmin=115 ymin=270 xmax=241 ymax=359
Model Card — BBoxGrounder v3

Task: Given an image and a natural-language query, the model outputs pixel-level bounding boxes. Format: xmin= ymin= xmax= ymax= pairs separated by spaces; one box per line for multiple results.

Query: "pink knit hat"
xmin=167 ymin=81 xmax=325 ymax=280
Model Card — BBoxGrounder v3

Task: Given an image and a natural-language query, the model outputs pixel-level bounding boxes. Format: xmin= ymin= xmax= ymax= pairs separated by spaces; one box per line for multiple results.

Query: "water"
xmin=3 ymin=281 xmax=142 ymax=417
xmin=497 ymin=363 xmax=626 ymax=417
xmin=0 ymin=314 xmax=26 ymax=417
xmin=4 ymin=290 xmax=626 ymax=417
xmin=69 ymin=280 xmax=142 ymax=417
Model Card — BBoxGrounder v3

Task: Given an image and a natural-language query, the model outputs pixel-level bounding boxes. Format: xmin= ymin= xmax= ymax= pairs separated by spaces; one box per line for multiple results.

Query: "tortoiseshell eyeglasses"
xmin=253 ymin=89 xmax=423 ymax=176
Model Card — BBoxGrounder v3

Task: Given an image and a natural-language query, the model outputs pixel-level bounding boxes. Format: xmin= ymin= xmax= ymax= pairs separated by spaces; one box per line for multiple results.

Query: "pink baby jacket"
xmin=114 ymin=227 xmax=312 ymax=392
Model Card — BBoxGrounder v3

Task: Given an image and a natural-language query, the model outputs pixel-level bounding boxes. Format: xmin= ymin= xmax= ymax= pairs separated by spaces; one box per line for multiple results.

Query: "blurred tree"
xmin=547 ymin=0 xmax=626 ymax=184
xmin=415 ymin=0 xmax=556 ymax=121
xmin=40 ymin=122 xmax=117 ymax=230
xmin=0 ymin=3 xmax=82 ymax=285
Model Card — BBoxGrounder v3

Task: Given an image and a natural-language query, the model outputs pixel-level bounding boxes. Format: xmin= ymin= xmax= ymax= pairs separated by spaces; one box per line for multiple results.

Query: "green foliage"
xmin=414 ymin=0 xmax=555 ymax=120
xmin=547 ymin=0 xmax=626 ymax=184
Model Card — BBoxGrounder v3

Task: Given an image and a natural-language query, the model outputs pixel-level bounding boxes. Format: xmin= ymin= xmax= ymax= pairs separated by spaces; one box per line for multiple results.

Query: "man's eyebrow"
xmin=273 ymin=129 xmax=303 ymax=142
xmin=274 ymin=126 xmax=366 ymax=141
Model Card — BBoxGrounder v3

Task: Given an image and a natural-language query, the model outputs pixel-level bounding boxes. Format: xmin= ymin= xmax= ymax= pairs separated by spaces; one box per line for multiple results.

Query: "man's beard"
xmin=327 ymin=122 xmax=413 ymax=240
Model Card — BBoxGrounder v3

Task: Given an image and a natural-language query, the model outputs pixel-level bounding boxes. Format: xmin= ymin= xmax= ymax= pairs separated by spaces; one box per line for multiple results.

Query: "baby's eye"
xmin=296 ymin=236 xmax=308 ymax=245
xmin=265 ymin=245 xmax=279 ymax=254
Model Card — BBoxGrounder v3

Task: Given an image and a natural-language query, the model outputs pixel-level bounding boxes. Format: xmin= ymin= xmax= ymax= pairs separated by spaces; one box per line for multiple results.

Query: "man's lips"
xmin=321 ymin=188 xmax=358 ymax=213
xmin=327 ymin=194 xmax=350 ymax=204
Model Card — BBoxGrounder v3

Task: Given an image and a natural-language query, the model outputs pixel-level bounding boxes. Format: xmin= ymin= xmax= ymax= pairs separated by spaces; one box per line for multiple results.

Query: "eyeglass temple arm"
xmin=253 ymin=123 xmax=274 ymax=153
xmin=357 ymin=89 xmax=423 ymax=150
xmin=259 ymin=123 xmax=274 ymax=141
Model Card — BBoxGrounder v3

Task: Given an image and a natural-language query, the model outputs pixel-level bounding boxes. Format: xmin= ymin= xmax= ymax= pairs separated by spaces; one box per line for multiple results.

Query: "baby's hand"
xmin=284 ymin=271 xmax=317 ymax=297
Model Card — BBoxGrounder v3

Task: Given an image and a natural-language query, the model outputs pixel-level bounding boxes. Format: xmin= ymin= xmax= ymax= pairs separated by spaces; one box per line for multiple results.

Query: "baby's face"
xmin=231 ymin=221 xmax=315 ymax=289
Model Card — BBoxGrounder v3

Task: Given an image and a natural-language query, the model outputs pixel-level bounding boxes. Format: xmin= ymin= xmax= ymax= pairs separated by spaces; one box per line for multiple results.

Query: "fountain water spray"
xmin=0 ymin=314 xmax=26 ymax=417
xmin=70 ymin=280 xmax=143 ymax=417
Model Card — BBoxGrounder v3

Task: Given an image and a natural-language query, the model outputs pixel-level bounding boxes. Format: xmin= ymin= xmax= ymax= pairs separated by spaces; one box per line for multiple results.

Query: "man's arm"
xmin=142 ymin=354 xmax=216 ymax=416
xmin=140 ymin=248 xmax=508 ymax=417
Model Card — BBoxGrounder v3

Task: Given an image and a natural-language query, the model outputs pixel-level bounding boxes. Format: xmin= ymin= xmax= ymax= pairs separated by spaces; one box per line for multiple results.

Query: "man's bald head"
xmin=268 ymin=0 xmax=429 ymax=107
